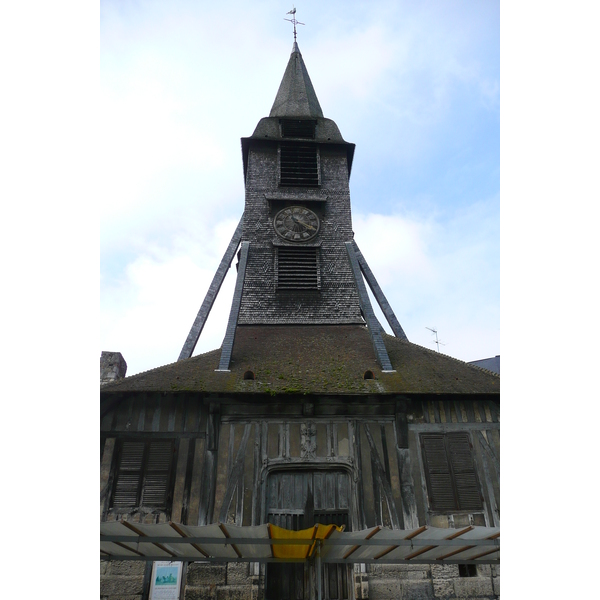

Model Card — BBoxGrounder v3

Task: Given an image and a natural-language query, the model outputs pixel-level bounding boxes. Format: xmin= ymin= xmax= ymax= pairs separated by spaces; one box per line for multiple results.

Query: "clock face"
xmin=273 ymin=206 xmax=320 ymax=242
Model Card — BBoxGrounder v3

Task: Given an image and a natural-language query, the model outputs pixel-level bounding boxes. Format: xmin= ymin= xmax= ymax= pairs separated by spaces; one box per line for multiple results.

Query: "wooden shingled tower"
xmin=100 ymin=39 xmax=500 ymax=600
xmin=178 ymin=41 xmax=407 ymax=373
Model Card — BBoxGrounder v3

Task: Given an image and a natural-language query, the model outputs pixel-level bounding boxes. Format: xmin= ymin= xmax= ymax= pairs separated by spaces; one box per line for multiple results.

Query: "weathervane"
xmin=284 ymin=6 xmax=304 ymax=42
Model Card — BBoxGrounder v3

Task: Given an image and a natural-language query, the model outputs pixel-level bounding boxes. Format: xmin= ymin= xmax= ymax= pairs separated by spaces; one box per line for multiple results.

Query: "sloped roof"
xmin=101 ymin=325 xmax=499 ymax=396
xmin=269 ymin=42 xmax=324 ymax=118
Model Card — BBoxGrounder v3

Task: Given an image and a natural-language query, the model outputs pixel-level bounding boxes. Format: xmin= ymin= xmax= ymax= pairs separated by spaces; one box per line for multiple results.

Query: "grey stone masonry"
xmin=100 ymin=351 xmax=127 ymax=385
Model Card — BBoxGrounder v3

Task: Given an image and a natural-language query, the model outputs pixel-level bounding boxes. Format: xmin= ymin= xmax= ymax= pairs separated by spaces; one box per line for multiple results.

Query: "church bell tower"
xmin=179 ymin=41 xmax=407 ymax=371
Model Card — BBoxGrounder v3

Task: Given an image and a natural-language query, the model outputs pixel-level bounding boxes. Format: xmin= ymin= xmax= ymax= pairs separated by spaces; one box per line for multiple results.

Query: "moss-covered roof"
xmin=101 ymin=325 xmax=499 ymax=396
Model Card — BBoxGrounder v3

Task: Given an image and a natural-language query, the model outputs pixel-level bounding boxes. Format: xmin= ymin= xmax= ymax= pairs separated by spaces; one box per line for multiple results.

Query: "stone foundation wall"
xmin=100 ymin=561 xmax=499 ymax=600
xmin=367 ymin=563 xmax=499 ymax=600
xmin=100 ymin=560 xmax=147 ymax=600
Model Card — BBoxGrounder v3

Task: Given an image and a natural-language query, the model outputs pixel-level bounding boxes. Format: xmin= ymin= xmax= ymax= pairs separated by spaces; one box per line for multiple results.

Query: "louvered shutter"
xmin=447 ymin=433 xmax=483 ymax=511
xmin=421 ymin=434 xmax=456 ymax=511
xmin=112 ymin=441 xmax=145 ymax=508
xmin=141 ymin=440 xmax=174 ymax=508
xmin=421 ymin=433 xmax=483 ymax=512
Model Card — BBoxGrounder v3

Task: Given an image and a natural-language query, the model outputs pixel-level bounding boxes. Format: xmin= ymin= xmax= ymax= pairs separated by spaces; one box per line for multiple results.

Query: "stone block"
xmin=369 ymin=563 xmax=431 ymax=577
xmin=431 ymin=564 xmax=459 ymax=579
xmin=100 ymin=576 xmax=144 ymax=596
xmin=401 ymin=580 xmax=434 ymax=600
xmin=368 ymin=578 xmax=403 ymax=599
xmin=453 ymin=577 xmax=494 ymax=597
xmin=492 ymin=576 xmax=500 ymax=596
xmin=430 ymin=514 xmax=449 ymax=528
xmin=107 ymin=561 xmax=147 ymax=577
xmin=186 ymin=564 xmax=227 ymax=586
xmin=475 ymin=564 xmax=491 ymax=577
xmin=184 ymin=587 xmax=217 ymax=600
xmin=226 ymin=562 xmax=250 ymax=585
xmin=432 ymin=578 xmax=455 ymax=599
xmin=216 ymin=585 xmax=257 ymax=600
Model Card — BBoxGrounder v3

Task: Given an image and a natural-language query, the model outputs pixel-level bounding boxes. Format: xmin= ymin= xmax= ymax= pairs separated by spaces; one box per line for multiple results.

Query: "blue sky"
xmin=100 ymin=0 xmax=499 ymax=376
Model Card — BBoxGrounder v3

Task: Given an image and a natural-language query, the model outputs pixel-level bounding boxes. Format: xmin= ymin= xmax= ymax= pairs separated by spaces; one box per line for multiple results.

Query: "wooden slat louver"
xmin=141 ymin=440 xmax=174 ymax=507
xmin=281 ymin=119 xmax=316 ymax=139
xmin=112 ymin=441 xmax=144 ymax=507
xmin=276 ymin=247 xmax=319 ymax=290
xmin=447 ymin=434 xmax=483 ymax=511
xmin=421 ymin=433 xmax=483 ymax=512
xmin=280 ymin=143 xmax=319 ymax=187
xmin=111 ymin=439 xmax=175 ymax=510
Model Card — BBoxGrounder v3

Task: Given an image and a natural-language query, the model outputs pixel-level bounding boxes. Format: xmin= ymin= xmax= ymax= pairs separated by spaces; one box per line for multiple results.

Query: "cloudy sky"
xmin=100 ymin=0 xmax=499 ymax=376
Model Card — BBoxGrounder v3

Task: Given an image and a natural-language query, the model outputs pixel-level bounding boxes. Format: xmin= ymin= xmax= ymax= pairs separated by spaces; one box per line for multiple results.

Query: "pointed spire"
xmin=269 ymin=43 xmax=324 ymax=118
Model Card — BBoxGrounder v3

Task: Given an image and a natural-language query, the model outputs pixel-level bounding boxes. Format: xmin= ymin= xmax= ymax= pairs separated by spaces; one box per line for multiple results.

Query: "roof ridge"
xmin=100 ymin=347 xmax=222 ymax=388
xmin=381 ymin=333 xmax=500 ymax=379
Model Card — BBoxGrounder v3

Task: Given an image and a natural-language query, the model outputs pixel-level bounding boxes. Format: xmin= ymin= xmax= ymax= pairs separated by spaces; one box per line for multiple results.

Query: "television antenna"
xmin=285 ymin=6 xmax=305 ymax=42
xmin=426 ymin=327 xmax=446 ymax=352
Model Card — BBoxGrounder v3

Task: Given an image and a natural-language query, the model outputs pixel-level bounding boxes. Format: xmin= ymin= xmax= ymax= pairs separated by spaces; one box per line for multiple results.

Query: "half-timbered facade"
xmin=101 ymin=42 xmax=499 ymax=600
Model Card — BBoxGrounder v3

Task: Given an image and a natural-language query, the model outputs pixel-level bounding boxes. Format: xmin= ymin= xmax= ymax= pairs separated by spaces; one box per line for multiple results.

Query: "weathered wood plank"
xmin=422 ymin=401 xmax=430 ymax=423
xmin=453 ymin=400 xmax=463 ymax=423
xmin=473 ymin=432 xmax=498 ymax=527
xmin=251 ymin=422 xmax=262 ymax=526
xmin=465 ymin=401 xmax=476 ymax=423
xmin=358 ymin=423 xmax=376 ymax=528
xmin=100 ymin=437 xmax=116 ymax=519
xmin=432 ymin=401 xmax=441 ymax=424
xmin=187 ymin=438 xmax=205 ymax=525
xmin=219 ymin=424 xmax=251 ymax=524
xmin=409 ymin=423 xmax=499 ymax=432
xmin=316 ymin=422 xmax=327 ymax=458
xmin=242 ymin=423 xmax=255 ymax=526
xmin=180 ymin=435 xmax=196 ymax=524
xmin=396 ymin=446 xmax=419 ymax=530
xmin=212 ymin=418 xmax=231 ymax=523
xmin=114 ymin=397 xmax=133 ymax=431
xmin=385 ymin=421 xmax=404 ymax=527
xmin=185 ymin=397 xmax=198 ymax=433
xmin=170 ymin=438 xmax=189 ymax=524
xmin=364 ymin=424 xmax=400 ymax=529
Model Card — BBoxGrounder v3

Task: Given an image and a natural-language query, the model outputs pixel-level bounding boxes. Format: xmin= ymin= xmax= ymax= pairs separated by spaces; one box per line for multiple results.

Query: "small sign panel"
xmin=149 ymin=561 xmax=182 ymax=600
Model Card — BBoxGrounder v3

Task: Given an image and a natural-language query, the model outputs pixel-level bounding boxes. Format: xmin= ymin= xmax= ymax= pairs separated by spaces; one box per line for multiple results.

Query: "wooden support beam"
xmin=351 ymin=240 xmax=408 ymax=340
xmin=345 ymin=242 xmax=394 ymax=371
xmin=217 ymin=241 xmax=250 ymax=371
xmin=178 ymin=215 xmax=244 ymax=361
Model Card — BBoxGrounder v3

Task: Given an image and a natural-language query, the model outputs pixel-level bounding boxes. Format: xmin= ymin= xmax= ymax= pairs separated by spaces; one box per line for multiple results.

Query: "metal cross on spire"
xmin=284 ymin=6 xmax=304 ymax=42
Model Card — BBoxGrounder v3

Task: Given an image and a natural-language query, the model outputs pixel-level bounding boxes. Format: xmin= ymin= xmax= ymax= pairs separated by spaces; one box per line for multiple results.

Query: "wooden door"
xmin=265 ymin=470 xmax=352 ymax=600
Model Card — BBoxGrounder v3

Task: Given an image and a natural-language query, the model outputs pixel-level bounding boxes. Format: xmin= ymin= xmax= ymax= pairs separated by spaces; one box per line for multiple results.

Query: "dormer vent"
xmin=281 ymin=119 xmax=316 ymax=139
xmin=280 ymin=143 xmax=319 ymax=187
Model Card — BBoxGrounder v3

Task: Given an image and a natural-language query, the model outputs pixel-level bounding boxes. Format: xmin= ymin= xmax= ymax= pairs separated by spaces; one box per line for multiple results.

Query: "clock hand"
xmin=291 ymin=214 xmax=316 ymax=230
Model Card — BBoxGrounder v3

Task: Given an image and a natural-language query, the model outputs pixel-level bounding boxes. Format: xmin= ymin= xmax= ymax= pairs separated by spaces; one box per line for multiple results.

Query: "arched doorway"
xmin=265 ymin=469 xmax=353 ymax=600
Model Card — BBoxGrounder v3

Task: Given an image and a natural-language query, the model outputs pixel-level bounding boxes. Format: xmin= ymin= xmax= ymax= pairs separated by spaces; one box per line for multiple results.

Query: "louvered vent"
xmin=276 ymin=247 xmax=319 ymax=290
xmin=280 ymin=143 xmax=319 ymax=187
xmin=420 ymin=433 xmax=483 ymax=512
xmin=281 ymin=119 xmax=316 ymax=138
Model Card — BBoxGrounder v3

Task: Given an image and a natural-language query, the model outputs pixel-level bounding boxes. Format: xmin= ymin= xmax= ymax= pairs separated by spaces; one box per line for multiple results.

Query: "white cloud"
xmin=101 ymin=217 xmax=240 ymax=375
